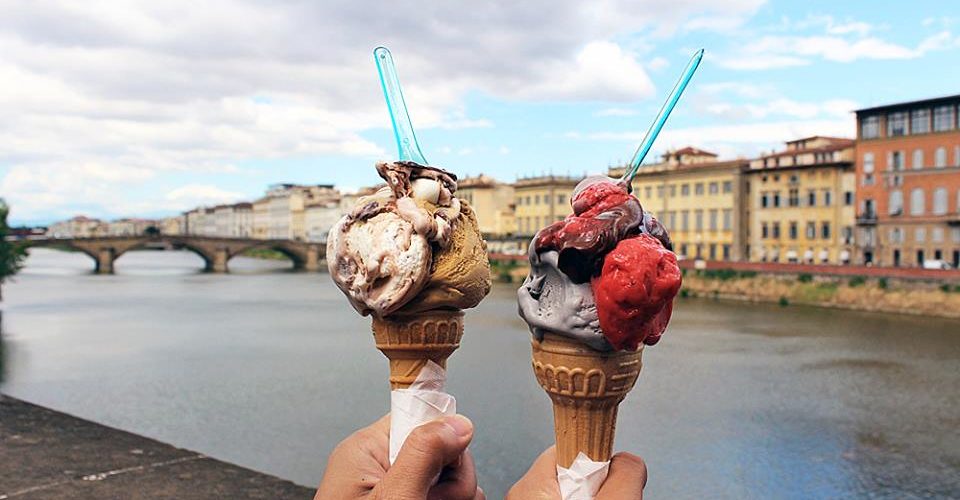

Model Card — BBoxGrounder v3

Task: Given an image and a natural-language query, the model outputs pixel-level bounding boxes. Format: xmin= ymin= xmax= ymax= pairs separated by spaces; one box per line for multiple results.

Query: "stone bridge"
xmin=29 ymin=236 xmax=325 ymax=274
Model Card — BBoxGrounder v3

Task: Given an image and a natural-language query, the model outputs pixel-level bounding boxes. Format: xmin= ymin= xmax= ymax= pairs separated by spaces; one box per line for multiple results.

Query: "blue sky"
xmin=2 ymin=1 xmax=959 ymax=225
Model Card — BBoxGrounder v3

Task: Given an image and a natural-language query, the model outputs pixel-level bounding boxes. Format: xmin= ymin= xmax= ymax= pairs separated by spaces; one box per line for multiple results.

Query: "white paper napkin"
xmin=557 ymin=452 xmax=611 ymax=500
xmin=388 ymin=360 xmax=456 ymax=464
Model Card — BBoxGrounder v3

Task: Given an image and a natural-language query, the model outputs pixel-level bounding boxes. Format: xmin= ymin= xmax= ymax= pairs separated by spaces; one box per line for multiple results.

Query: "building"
xmin=105 ymin=218 xmax=159 ymax=236
xmin=303 ymin=201 xmax=342 ymax=242
xmin=161 ymin=215 xmax=185 ymax=235
xmin=745 ymin=137 xmax=856 ymax=264
xmin=457 ymin=174 xmax=516 ymax=237
xmin=46 ymin=215 xmax=105 ymax=238
xmin=211 ymin=202 xmax=253 ymax=238
xmin=855 ymin=95 xmax=960 ymax=268
xmin=252 ymin=197 xmax=270 ymax=239
xmin=609 ymin=148 xmax=749 ymax=261
xmin=262 ymin=183 xmax=340 ymax=240
xmin=514 ymin=175 xmax=582 ymax=237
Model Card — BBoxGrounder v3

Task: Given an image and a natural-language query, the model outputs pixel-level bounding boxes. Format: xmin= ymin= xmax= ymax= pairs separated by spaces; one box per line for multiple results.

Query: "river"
xmin=2 ymin=248 xmax=959 ymax=499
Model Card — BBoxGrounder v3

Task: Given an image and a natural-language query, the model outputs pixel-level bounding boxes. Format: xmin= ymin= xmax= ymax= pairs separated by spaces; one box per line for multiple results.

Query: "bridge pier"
xmin=304 ymin=246 xmax=322 ymax=272
xmin=95 ymin=248 xmax=115 ymax=274
xmin=209 ymin=248 xmax=229 ymax=273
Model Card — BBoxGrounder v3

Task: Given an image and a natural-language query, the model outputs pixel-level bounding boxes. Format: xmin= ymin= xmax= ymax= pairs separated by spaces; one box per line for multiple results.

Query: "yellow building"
xmin=745 ymin=136 xmax=856 ymax=264
xmin=609 ymin=147 xmax=748 ymax=261
xmin=457 ymin=174 xmax=516 ymax=237
xmin=513 ymin=175 xmax=582 ymax=236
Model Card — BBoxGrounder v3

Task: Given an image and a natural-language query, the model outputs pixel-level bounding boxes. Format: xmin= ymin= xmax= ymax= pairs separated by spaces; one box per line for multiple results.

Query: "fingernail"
xmin=445 ymin=415 xmax=473 ymax=437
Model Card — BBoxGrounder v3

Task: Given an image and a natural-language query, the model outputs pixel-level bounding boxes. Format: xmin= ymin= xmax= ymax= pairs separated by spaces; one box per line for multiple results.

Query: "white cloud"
xmin=165 ymin=184 xmax=245 ymax=208
xmin=0 ymin=0 xmax=765 ymax=223
xmin=498 ymin=146 xmax=511 ymax=155
xmin=701 ymin=98 xmax=858 ymax=120
xmin=647 ymin=56 xmax=669 ymax=71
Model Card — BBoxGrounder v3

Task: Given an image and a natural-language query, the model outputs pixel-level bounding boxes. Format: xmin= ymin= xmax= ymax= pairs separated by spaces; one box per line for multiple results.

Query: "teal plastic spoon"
xmin=620 ymin=49 xmax=704 ymax=186
xmin=374 ymin=46 xmax=429 ymax=165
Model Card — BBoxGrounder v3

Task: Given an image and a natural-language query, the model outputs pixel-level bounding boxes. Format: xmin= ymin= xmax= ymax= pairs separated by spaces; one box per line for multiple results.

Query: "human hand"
xmin=315 ymin=413 xmax=484 ymax=500
xmin=505 ymin=446 xmax=647 ymax=500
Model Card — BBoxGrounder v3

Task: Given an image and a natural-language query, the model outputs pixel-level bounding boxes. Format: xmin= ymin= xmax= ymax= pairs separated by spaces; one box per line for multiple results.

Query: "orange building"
xmin=854 ymin=95 xmax=960 ymax=268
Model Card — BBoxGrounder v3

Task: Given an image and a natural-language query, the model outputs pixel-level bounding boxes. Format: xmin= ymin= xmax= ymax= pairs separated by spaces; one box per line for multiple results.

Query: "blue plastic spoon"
xmin=374 ymin=46 xmax=429 ymax=165
xmin=620 ymin=49 xmax=704 ymax=186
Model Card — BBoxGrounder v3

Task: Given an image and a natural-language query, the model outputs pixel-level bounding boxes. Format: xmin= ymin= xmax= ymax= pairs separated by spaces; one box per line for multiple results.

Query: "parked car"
xmin=922 ymin=259 xmax=953 ymax=270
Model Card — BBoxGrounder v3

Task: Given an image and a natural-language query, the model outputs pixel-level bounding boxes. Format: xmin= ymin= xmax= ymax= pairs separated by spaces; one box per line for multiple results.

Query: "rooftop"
xmin=854 ymin=94 xmax=960 ymax=115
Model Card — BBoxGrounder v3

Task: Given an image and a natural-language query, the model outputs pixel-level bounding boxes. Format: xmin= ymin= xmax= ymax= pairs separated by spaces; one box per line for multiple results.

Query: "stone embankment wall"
xmin=679 ymin=269 xmax=960 ymax=319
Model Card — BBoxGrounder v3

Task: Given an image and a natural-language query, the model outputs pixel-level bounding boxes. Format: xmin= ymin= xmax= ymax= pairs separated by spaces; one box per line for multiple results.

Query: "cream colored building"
xmin=46 ymin=215 xmax=105 ymax=238
xmin=262 ymin=183 xmax=340 ymax=240
xmin=745 ymin=136 xmax=856 ymax=264
xmin=304 ymin=201 xmax=342 ymax=242
xmin=252 ymin=197 xmax=270 ymax=239
xmin=161 ymin=215 xmax=185 ymax=235
xmin=212 ymin=202 xmax=253 ymax=238
xmin=457 ymin=174 xmax=516 ymax=237
xmin=514 ymin=175 xmax=582 ymax=237
xmin=609 ymin=147 xmax=748 ymax=261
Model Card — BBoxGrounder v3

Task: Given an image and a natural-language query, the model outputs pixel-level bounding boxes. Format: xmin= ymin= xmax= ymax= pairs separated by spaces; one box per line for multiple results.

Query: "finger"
xmin=505 ymin=446 xmax=560 ymax=499
xmin=597 ymin=452 xmax=647 ymax=500
xmin=473 ymin=486 xmax=486 ymax=500
xmin=427 ymin=449 xmax=479 ymax=500
xmin=351 ymin=414 xmax=392 ymax=471
xmin=380 ymin=414 xmax=474 ymax=497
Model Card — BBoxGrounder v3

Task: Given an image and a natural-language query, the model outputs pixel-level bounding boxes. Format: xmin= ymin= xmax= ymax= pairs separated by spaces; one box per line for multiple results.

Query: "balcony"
xmin=856 ymin=212 xmax=878 ymax=225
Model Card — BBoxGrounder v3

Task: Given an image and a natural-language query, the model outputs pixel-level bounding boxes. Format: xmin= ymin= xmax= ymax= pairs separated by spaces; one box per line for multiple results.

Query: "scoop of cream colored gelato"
xmin=327 ymin=161 xmax=490 ymax=318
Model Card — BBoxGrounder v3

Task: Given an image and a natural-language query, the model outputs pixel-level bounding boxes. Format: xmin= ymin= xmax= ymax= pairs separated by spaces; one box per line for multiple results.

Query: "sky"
xmin=2 ymin=1 xmax=960 ymax=226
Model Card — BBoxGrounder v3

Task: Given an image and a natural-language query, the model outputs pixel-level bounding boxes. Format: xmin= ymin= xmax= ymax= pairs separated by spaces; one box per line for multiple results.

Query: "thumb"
xmin=380 ymin=415 xmax=474 ymax=497
xmin=597 ymin=452 xmax=647 ymax=500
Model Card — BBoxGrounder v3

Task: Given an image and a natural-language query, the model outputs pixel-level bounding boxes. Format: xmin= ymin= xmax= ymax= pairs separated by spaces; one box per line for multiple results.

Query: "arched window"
xmin=933 ymin=188 xmax=948 ymax=215
xmin=935 ymin=147 xmax=947 ymax=168
xmin=913 ymin=149 xmax=924 ymax=169
xmin=889 ymin=190 xmax=903 ymax=215
xmin=910 ymin=188 xmax=925 ymax=215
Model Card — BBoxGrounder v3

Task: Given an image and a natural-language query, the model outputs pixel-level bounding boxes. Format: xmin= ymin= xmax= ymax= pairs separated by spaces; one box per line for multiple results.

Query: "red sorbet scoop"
xmin=591 ymin=234 xmax=682 ymax=350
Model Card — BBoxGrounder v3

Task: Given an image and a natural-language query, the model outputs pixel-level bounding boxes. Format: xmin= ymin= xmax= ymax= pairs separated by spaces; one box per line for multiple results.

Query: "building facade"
xmin=855 ymin=95 xmax=960 ymax=268
xmin=457 ymin=174 xmax=516 ymax=237
xmin=610 ymin=148 xmax=748 ymax=261
xmin=514 ymin=175 xmax=581 ymax=237
xmin=745 ymin=137 xmax=856 ymax=264
xmin=46 ymin=215 xmax=105 ymax=238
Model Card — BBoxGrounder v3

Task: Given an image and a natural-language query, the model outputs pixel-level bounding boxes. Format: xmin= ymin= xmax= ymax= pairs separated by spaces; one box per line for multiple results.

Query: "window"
xmin=910 ymin=188 xmax=925 ymax=215
xmin=935 ymin=147 xmax=947 ymax=168
xmin=695 ymin=183 xmax=705 ymax=195
xmin=913 ymin=149 xmax=924 ymax=169
xmin=915 ymin=227 xmax=926 ymax=243
xmin=956 ymin=145 xmax=960 ymax=167
xmin=773 ymin=192 xmax=781 ymax=207
xmin=789 ymin=221 xmax=798 ymax=240
xmin=932 ymin=227 xmax=944 ymax=243
xmin=722 ymin=181 xmax=733 ymax=193
xmin=889 ymin=190 xmax=903 ymax=215
xmin=954 ymin=228 xmax=960 ymax=243
xmin=669 ymin=185 xmax=676 ymax=197
xmin=761 ymin=222 xmax=769 ymax=238
xmin=887 ymin=111 xmax=908 ymax=136
xmin=695 ymin=210 xmax=703 ymax=230
xmin=845 ymin=191 xmax=854 ymax=205
xmin=525 ymin=196 xmax=531 ymax=205
xmin=644 ymin=186 xmax=652 ymax=198
xmin=805 ymin=221 xmax=816 ymax=239
xmin=842 ymin=226 xmax=853 ymax=244
xmin=681 ymin=211 xmax=689 ymax=231
xmin=709 ymin=182 xmax=719 ymax=195
xmin=822 ymin=222 xmax=831 ymax=239
xmin=722 ymin=209 xmax=732 ymax=231
xmin=807 ymin=190 xmax=817 ymax=207
xmin=668 ymin=211 xmax=677 ymax=229
xmin=863 ymin=152 xmax=875 ymax=172
xmin=861 ymin=115 xmax=880 ymax=138
xmin=933 ymin=188 xmax=948 ymax=215
xmin=709 ymin=209 xmax=718 ymax=231
xmin=890 ymin=227 xmax=904 ymax=244
xmin=681 ymin=184 xmax=690 ymax=196
xmin=723 ymin=245 xmax=731 ymax=260
xmin=656 ymin=185 xmax=664 ymax=198
xmin=933 ymin=105 xmax=955 ymax=132
xmin=558 ymin=194 xmax=566 ymax=204
xmin=534 ymin=194 xmax=541 ymax=205
xmin=788 ymin=188 xmax=800 ymax=207
xmin=772 ymin=222 xmax=781 ymax=239
xmin=911 ymin=108 xmax=930 ymax=134
xmin=761 ymin=193 xmax=769 ymax=208
xmin=888 ymin=151 xmax=904 ymax=171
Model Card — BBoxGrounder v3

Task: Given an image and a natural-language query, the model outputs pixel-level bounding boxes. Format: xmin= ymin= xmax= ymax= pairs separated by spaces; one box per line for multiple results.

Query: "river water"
xmin=3 ymin=248 xmax=959 ymax=499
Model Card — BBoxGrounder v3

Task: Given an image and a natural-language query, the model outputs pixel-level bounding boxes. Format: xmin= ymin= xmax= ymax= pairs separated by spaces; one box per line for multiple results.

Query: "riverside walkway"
xmin=0 ymin=395 xmax=313 ymax=499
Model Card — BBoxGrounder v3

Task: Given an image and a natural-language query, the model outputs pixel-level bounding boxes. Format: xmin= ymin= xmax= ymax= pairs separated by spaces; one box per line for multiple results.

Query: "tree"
xmin=0 ymin=199 xmax=28 ymax=297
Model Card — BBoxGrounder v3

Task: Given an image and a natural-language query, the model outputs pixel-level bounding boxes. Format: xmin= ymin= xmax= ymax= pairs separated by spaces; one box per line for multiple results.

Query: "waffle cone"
xmin=372 ymin=310 xmax=464 ymax=389
xmin=531 ymin=333 xmax=643 ymax=468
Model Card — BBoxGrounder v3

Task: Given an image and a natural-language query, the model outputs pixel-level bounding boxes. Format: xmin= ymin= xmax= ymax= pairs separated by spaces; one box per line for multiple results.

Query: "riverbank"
xmin=679 ymin=269 xmax=960 ymax=318
xmin=0 ymin=395 xmax=313 ymax=499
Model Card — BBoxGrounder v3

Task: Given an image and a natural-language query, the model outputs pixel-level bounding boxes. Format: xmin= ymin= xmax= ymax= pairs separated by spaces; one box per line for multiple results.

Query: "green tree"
xmin=0 ymin=199 xmax=28 ymax=296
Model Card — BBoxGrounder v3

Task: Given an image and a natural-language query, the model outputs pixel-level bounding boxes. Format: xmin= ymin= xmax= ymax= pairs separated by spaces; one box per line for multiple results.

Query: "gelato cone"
xmin=531 ymin=333 xmax=642 ymax=467
xmin=373 ymin=310 xmax=464 ymax=389
xmin=518 ymin=176 xmax=681 ymax=487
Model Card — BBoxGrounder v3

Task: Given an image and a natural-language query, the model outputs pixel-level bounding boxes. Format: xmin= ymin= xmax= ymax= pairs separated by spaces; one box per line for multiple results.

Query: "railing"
xmin=856 ymin=212 xmax=878 ymax=225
